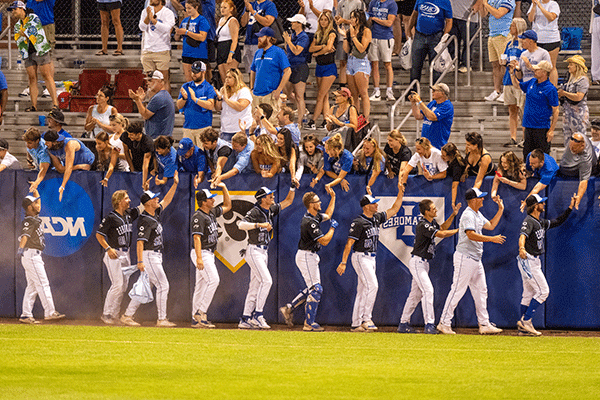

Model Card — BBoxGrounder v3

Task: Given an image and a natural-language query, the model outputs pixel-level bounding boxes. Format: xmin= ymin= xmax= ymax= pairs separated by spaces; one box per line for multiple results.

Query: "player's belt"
xmin=147 ymin=250 xmax=162 ymax=254
xmin=363 ymin=252 xmax=376 ymax=257
xmin=113 ymin=247 xmax=128 ymax=252
xmin=299 ymin=249 xmax=318 ymax=254
xmin=202 ymin=248 xmax=214 ymax=253
xmin=24 ymin=248 xmax=42 ymax=255
xmin=250 ymin=244 xmax=268 ymax=250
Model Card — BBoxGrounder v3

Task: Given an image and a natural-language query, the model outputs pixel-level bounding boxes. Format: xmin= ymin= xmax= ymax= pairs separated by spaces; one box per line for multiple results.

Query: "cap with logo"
xmin=465 ymin=187 xmax=487 ymax=201
xmin=360 ymin=195 xmax=380 ymax=207
xmin=178 ymin=137 xmax=194 ymax=157
xmin=191 ymin=60 xmax=206 ymax=73
xmin=255 ymin=186 xmax=276 ymax=199
xmin=196 ymin=189 xmax=217 ymax=203
xmin=7 ymin=1 xmax=26 ymax=11
xmin=525 ymin=194 xmax=548 ymax=208
xmin=140 ymin=190 xmax=159 ymax=204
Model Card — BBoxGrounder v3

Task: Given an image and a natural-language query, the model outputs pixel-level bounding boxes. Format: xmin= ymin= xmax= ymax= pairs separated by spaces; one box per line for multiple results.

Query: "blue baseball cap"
xmin=140 ymin=190 xmax=159 ymax=204
xmin=465 ymin=187 xmax=487 ymax=201
xmin=178 ymin=138 xmax=194 ymax=157
xmin=196 ymin=189 xmax=217 ymax=203
xmin=256 ymin=27 xmax=276 ymax=38
xmin=360 ymin=195 xmax=380 ymax=207
xmin=519 ymin=30 xmax=538 ymax=42
xmin=191 ymin=60 xmax=206 ymax=73
xmin=7 ymin=1 xmax=26 ymax=11
xmin=255 ymin=186 xmax=276 ymax=199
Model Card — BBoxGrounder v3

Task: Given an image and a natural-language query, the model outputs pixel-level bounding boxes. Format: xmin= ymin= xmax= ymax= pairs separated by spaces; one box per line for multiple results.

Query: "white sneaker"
xmin=120 ymin=315 xmax=140 ymax=327
xmin=369 ymin=91 xmax=381 ymax=101
xmin=363 ymin=320 xmax=378 ymax=331
xmin=484 ymin=90 xmax=500 ymax=102
xmin=156 ymin=319 xmax=176 ymax=327
xmin=280 ymin=305 xmax=293 ymax=327
xmin=495 ymin=92 xmax=505 ymax=103
xmin=193 ymin=312 xmax=216 ymax=328
xmin=42 ymin=88 xmax=50 ymax=98
xmin=254 ymin=315 xmax=271 ymax=329
xmin=479 ymin=323 xmax=503 ymax=335
xmin=517 ymin=317 xmax=542 ymax=336
xmin=386 ymin=89 xmax=396 ymax=101
xmin=45 ymin=311 xmax=65 ymax=321
xmin=437 ymin=323 xmax=456 ymax=334
xmin=19 ymin=87 xmax=30 ymax=97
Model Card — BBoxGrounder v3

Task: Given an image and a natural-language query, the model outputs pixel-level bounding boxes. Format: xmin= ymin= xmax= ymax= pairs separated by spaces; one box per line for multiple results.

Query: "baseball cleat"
xmin=238 ymin=318 xmax=254 ymax=329
xmin=479 ymin=323 xmax=503 ymax=335
xmin=120 ymin=315 xmax=140 ymax=327
xmin=351 ymin=325 xmax=368 ymax=332
xmin=101 ymin=314 xmax=116 ymax=325
xmin=19 ymin=316 xmax=40 ymax=324
xmin=424 ymin=323 xmax=439 ymax=334
xmin=397 ymin=322 xmax=417 ymax=333
xmin=362 ymin=320 xmax=378 ymax=331
xmin=437 ymin=323 xmax=456 ymax=334
xmin=517 ymin=317 xmax=542 ymax=336
xmin=303 ymin=322 xmax=324 ymax=332
xmin=45 ymin=311 xmax=65 ymax=321
xmin=193 ymin=312 xmax=216 ymax=328
xmin=280 ymin=305 xmax=294 ymax=327
xmin=156 ymin=319 xmax=176 ymax=328
xmin=254 ymin=315 xmax=271 ymax=329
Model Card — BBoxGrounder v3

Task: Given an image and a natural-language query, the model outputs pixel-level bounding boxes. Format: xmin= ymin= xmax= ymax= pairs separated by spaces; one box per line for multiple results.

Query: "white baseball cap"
xmin=145 ymin=70 xmax=164 ymax=80
xmin=287 ymin=14 xmax=307 ymax=25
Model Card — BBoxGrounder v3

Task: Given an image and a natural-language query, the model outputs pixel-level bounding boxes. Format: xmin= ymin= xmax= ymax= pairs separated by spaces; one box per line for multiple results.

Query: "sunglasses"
xmin=570 ymin=136 xmax=584 ymax=143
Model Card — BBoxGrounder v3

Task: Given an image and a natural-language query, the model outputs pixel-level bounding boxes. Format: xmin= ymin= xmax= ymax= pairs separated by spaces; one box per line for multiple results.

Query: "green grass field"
xmin=1 ymin=324 xmax=599 ymax=399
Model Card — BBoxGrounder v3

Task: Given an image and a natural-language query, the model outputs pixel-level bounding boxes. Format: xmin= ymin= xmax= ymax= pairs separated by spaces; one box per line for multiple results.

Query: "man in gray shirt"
xmin=438 ymin=187 xmax=505 ymax=335
xmin=559 ymin=132 xmax=597 ymax=210
xmin=511 ymin=30 xmax=552 ymax=82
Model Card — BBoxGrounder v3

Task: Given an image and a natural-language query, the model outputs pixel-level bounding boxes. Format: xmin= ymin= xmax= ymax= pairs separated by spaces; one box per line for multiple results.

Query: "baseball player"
xmin=517 ymin=193 xmax=575 ymax=336
xmin=18 ymin=189 xmax=65 ymax=324
xmin=336 ymin=183 xmax=405 ymax=332
xmin=437 ymin=188 xmax=505 ymax=335
xmin=190 ymin=183 xmax=232 ymax=329
xmin=237 ymin=185 xmax=296 ymax=329
xmin=96 ymin=190 xmax=142 ymax=325
xmin=121 ymin=171 xmax=179 ymax=327
xmin=398 ymin=199 xmax=461 ymax=334
xmin=280 ymin=186 xmax=338 ymax=332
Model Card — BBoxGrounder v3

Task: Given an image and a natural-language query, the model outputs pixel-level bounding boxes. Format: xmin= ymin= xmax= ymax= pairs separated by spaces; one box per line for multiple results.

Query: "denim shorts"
xmin=346 ymin=56 xmax=371 ymax=76
xmin=315 ymin=63 xmax=338 ymax=78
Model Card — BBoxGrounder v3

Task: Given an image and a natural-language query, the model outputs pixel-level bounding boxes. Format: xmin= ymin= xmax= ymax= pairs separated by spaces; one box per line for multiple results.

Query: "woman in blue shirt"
xmin=282 ymin=14 xmax=311 ymax=126
xmin=174 ymin=0 xmax=210 ymax=82
xmin=311 ymin=133 xmax=354 ymax=192
xmin=154 ymin=136 xmax=177 ymax=186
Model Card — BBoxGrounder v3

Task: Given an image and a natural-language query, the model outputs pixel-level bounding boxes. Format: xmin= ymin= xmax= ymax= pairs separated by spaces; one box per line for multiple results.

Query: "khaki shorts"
xmin=487 ymin=35 xmax=509 ymax=63
xmin=141 ymin=50 xmax=171 ymax=73
xmin=43 ymin=24 xmax=55 ymax=49
xmin=252 ymin=92 xmax=280 ymax=127
xmin=368 ymin=38 xmax=395 ymax=63
xmin=503 ymin=85 xmax=524 ymax=108
xmin=182 ymin=128 xmax=204 ymax=147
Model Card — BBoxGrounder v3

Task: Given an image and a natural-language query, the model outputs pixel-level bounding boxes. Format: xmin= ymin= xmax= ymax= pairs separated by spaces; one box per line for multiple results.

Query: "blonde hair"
xmin=388 ymin=129 xmax=407 ymax=146
xmin=357 ymin=138 xmax=384 ymax=173
xmin=415 ymin=137 xmax=431 ymax=150
xmin=111 ymin=190 xmax=129 ymax=210
xmin=255 ymin=134 xmax=283 ymax=161
xmin=315 ymin=10 xmax=335 ymax=45
xmin=325 ymin=133 xmax=344 ymax=152
xmin=509 ymin=18 xmax=527 ymax=42
xmin=224 ymin=68 xmax=248 ymax=97
xmin=568 ymin=63 xmax=589 ymax=84
xmin=110 ymin=113 xmax=129 ymax=130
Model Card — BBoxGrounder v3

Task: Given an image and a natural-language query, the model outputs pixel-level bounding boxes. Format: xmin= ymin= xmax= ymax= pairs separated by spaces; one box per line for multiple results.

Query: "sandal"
xmin=112 ymin=50 xmax=124 ymax=56
xmin=95 ymin=50 xmax=108 ymax=56
xmin=25 ymin=106 xmax=37 ymax=112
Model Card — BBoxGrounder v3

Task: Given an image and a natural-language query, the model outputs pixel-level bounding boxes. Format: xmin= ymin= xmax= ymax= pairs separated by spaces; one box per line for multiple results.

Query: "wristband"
xmin=105 ymin=247 xmax=111 ymax=251
xmin=137 ymin=261 xmax=143 ymax=264
xmin=229 ymin=50 xmax=235 ymax=54
xmin=417 ymin=101 xmax=423 ymax=106
xmin=289 ymin=187 xmax=295 ymax=192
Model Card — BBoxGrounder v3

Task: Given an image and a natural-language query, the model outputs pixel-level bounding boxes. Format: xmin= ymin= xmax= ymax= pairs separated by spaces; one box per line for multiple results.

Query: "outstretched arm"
xmin=385 ymin=181 xmax=406 ymax=219
xmin=160 ymin=171 xmax=179 ymax=209
xmin=280 ymin=187 xmax=296 ymax=210
xmin=218 ymin=182 xmax=232 ymax=214
xmin=323 ymin=186 xmax=336 ymax=220
xmin=483 ymin=196 xmax=504 ymax=230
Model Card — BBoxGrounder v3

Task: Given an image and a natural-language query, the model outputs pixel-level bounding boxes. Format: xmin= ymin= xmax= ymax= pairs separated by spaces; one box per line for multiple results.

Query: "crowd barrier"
xmin=1 ymin=170 xmax=599 ymax=329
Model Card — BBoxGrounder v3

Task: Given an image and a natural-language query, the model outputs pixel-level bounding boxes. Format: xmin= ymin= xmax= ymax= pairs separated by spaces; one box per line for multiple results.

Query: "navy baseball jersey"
xmin=412 ymin=218 xmax=440 ymax=259
xmin=191 ymin=206 xmax=223 ymax=252
xmin=97 ymin=207 xmax=141 ymax=249
xmin=348 ymin=212 xmax=388 ymax=253
xmin=520 ymin=208 xmax=571 ymax=256
xmin=137 ymin=206 xmax=164 ymax=251
xmin=243 ymin=203 xmax=281 ymax=246
xmin=20 ymin=216 xmax=45 ymax=251
xmin=298 ymin=212 xmax=325 ymax=253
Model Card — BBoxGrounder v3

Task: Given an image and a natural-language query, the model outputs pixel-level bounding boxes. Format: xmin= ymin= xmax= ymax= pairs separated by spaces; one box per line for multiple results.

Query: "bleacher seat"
xmin=113 ymin=69 xmax=146 ymax=113
xmin=70 ymin=69 xmax=111 ymax=112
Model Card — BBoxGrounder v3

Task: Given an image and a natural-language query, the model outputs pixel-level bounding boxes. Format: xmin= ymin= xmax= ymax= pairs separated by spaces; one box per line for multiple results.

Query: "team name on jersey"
xmin=117 ymin=223 xmax=132 ymax=236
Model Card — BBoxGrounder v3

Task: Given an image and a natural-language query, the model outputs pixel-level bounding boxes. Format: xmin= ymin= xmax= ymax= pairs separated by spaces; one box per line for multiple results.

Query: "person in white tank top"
xmin=101 ymin=113 xmax=132 ymax=187
xmin=216 ymin=0 xmax=241 ymax=84
xmin=85 ymin=87 xmax=118 ymax=138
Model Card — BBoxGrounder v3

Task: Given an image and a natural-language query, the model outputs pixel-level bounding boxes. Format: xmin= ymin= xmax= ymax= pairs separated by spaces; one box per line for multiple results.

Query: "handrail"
xmin=466 ymin=10 xmax=483 ymax=86
xmin=352 ymin=124 xmax=379 ymax=156
xmin=389 ymin=79 xmax=420 ymax=132
xmin=429 ymin=35 xmax=458 ymax=100
xmin=1 ymin=10 xmax=12 ymax=70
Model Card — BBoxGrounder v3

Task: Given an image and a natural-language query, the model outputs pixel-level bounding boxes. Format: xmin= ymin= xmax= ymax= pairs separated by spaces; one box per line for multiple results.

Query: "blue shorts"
xmin=315 ymin=63 xmax=338 ymax=78
xmin=346 ymin=56 xmax=371 ymax=76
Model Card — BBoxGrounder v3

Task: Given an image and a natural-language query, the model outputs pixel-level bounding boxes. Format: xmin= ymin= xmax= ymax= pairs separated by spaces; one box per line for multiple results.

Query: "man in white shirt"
xmin=0 ymin=138 xmax=21 ymax=171
xmin=139 ymin=0 xmax=176 ymax=92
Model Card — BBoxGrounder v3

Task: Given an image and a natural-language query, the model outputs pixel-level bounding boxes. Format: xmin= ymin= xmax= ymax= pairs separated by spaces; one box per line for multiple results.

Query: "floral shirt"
xmin=14 ymin=14 xmax=51 ymax=59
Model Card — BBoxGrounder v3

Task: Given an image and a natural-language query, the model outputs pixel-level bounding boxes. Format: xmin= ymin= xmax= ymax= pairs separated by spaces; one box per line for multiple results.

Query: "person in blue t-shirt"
xmin=250 ymin=27 xmax=291 ymax=126
xmin=522 ymin=148 xmax=558 ymax=210
xmin=509 ymin=60 xmax=559 ymax=160
xmin=154 ymin=135 xmax=178 ymax=185
xmin=241 ymin=0 xmax=278 ymax=74
xmin=311 ymin=133 xmax=354 ymax=192
xmin=176 ymin=61 xmax=217 ymax=146
xmin=28 ymin=0 xmax=56 ymax=49
xmin=129 ymin=71 xmax=175 ymax=139
xmin=177 ymin=137 xmax=208 ymax=188
xmin=367 ymin=0 xmax=398 ymax=102
xmin=174 ymin=0 xmax=210 ymax=83
xmin=283 ymin=14 xmax=311 ymax=127
xmin=408 ymin=0 xmax=453 ymax=84
xmin=409 ymin=83 xmax=454 ymax=150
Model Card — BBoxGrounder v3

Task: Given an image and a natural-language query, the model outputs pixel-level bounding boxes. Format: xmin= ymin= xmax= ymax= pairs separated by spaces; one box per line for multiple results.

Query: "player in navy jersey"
xmin=280 ymin=186 xmax=337 ymax=331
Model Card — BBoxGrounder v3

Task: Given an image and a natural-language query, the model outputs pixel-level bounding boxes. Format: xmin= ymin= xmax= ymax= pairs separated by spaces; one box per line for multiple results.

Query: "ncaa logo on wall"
xmin=36 ymin=178 xmax=95 ymax=257
xmin=196 ymin=190 xmax=261 ymax=273
xmin=377 ymin=196 xmax=445 ymax=270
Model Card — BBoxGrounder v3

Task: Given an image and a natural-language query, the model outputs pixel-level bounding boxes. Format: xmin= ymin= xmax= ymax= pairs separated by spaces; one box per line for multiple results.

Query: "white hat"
xmin=287 ymin=14 xmax=307 ymax=25
xmin=146 ymin=70 xmax=165 ymax=80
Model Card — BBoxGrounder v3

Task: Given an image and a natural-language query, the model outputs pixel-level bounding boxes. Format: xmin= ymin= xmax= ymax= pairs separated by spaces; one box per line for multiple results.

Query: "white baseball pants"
xmin=242 ymin=245 xmax=272 ymax=315
xmin=400 ymin=255 xmax=435 ymax=325
xmin=125 ymin=251 xmax=170 ymax=320
xmin=102 ymin=249 xmax=132 ymax=318
xmin=351 ymin=252 xmax=379 ymax=327
xmin=439 ymin=252 xmax=491 ymax=327
xmin=519 ymin=254 xmax=549 ymax=306
xmin=191 ymin=249 xmax=220 ymax=316
xmin=20 ymin=249 xmax=57 ymax=318
xmin=295 ymin=250 xmax=321 ymax=288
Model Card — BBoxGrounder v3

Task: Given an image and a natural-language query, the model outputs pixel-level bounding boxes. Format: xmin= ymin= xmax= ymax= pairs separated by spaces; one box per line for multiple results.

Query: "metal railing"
xmin=1 ymin=9 xmax=13 ymax=70
xmin=389 ymin=79 xmax=421 ymax=134
xmin=466 ymin=11 xmax=484 ymax=86
xmin=352 ymin=124 xmax=379 ymax=157
xmin=429 ymin=35 xmax=458 ymax=100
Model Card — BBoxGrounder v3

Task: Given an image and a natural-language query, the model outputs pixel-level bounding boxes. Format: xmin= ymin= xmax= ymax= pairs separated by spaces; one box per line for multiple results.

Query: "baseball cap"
xmin=196 ymin=189 xmax=217 ymax=203
xmin=333 ymin=87 xmax=352 ymax=98
xmin=591 ymin=119 xmax=600 ymax=130
xmin=22 ymin=195 xmax=40 ymax=210
xmin=191 ymin=60 xmax=206 ymax=73
xmin=43 ymin=130 xmax=65 ymax=142
xmin=287 ymin=14 xmax=307 ymax=25
xmin=256 ymin=27 xmax=276 ymax=38
xmin=47 ymin=108 xmax=68 ymax=125
xmin=0 ymin=138 xmax=8 ymax=150
xmin=525 ymin=194 xmax=548 ymax=208
xmin=431 ymin=83 xmax=450 ymax=96
xmin=255 ymin=186 xmax=276 ymax=199
xmin=519 ymin=30 xmax=538 ymax=42
xmin=465 ymin=187 xmax=487 ymax=201
xmin=140 ymin=190 xmax=159 ymax=204
xmin=531 ymin=60 xmax=553 ymax=73
xmin=177 ymin=138 xmax=194 ymax=157
xmin=360 ymin=195 xmax=380 ymax=207
xmin=145 ymin=70 xmax=164 ymax=80
xmin=7 ymin=1 xmax=26 ymax=11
